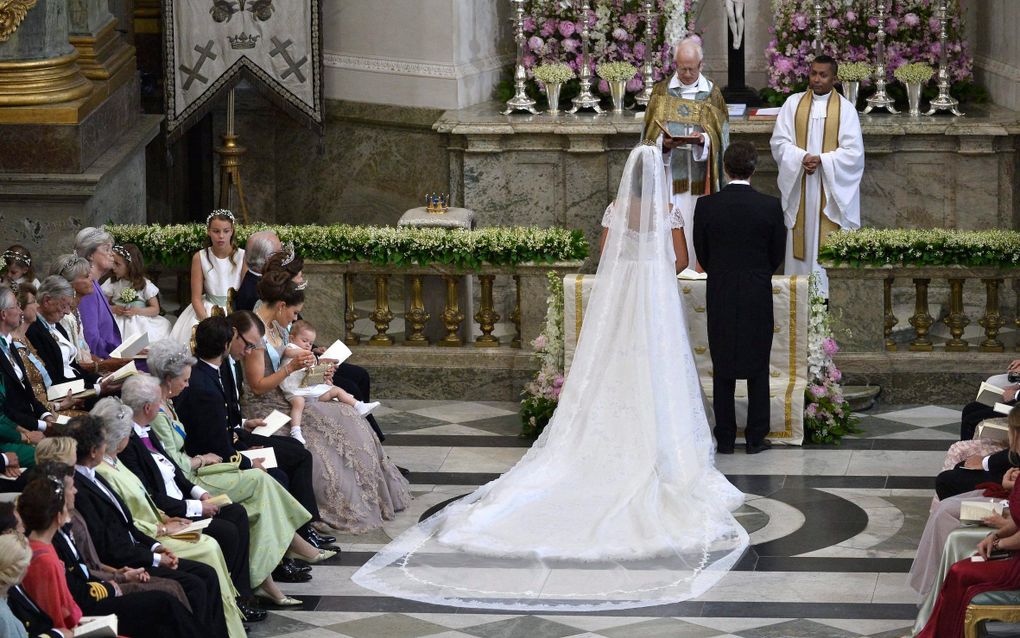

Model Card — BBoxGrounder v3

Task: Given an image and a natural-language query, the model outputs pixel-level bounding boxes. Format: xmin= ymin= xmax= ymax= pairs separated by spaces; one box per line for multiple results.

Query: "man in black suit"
xmin=175 ymin=314 xmax=337 ymax=554
xmin=693 ymin=141 xmax=787 ymax=455
xmin=0 ymin=285 xmax=52 ymax=433
xmin=67 ymin=415 xmax=230 ymax=638
xmin=24 ymin=462 xmax=203 ymax=638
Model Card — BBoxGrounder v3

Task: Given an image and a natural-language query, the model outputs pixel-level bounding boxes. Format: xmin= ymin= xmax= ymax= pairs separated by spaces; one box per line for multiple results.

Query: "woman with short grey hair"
xmin=49 ymin=254 xmax=92 ymax=296
xmin=147 ymin=339 xmax=197 ymax=384
xmin=27 ymin=275 xmax=107 ymax=392
xmin=90 ymin=396 xmax=133 ymax=452
xmin=145 ymin=338 xmax=327 ymax=605
xmin=71 ymin=228 xmax=123 ymax=360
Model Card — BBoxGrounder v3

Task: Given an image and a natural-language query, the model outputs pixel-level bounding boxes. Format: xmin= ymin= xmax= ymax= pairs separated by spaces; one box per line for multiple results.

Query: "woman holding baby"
xmin=243 ymin=269 xmax=410 ymax=534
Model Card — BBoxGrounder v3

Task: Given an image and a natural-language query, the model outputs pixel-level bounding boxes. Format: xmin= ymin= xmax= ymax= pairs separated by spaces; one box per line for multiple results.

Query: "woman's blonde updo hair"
xmin=35 ymin=437 xmax=77 ymax=466
xmin=0 ymin=532 xmax=30 ymax=593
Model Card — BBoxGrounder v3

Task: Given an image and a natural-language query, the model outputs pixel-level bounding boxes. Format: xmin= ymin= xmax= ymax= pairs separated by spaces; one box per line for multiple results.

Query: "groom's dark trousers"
xmin=693 ymin=182 xmax=786 ymax=449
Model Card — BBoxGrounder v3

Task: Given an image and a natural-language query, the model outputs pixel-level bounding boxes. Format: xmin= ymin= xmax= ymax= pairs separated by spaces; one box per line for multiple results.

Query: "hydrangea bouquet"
xmin=764 ymin=0 xmax=974 ymax=105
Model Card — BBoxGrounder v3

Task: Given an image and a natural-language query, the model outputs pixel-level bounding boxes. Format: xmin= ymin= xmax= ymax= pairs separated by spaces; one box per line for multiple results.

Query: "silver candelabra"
xmin=864 ymin=0 xmax=898 ymax=114
xmin=503 ymin=0 xmax=539 ymax=115
xmin=568 ymin=0 xmax=603 ymax=114
xmin=812 ymin=0 xmax=823 ymax=54
xmin=925 ymin=0 xmax=963 ymax=116
xmin=634 ymin=0 xmax=656 ymax=108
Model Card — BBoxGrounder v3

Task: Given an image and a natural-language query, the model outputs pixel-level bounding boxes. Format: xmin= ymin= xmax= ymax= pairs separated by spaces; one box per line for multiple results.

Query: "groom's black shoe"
xmin=716 ymin=445 xmax=735 ymax=455
xmin=746 ymin=439 xmax=773 ymax=455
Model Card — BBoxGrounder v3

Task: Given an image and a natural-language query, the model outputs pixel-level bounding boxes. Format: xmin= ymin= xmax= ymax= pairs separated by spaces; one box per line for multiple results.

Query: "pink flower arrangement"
xmin=521 ymin=0 xmax=698 ymax=98
xmin=822 ymin=337 xmax=839 ymax=357
xmin=766 ymin=0 xmax=972 ymax=97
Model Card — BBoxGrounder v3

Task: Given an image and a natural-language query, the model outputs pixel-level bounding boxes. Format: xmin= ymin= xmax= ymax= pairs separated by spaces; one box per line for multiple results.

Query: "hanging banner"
xmin=162 ymin=0 xmax=323 ymax=142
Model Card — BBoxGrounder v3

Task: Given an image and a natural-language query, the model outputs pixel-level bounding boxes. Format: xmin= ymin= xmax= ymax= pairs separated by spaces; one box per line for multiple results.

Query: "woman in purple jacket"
xmin=72 ymin=228 xmax=122 ymax=360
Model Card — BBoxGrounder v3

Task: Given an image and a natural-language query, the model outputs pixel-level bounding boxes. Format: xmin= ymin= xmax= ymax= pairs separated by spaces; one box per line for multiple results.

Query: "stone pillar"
xmin=0 ymin=0 xmax=160 ymax=269
xmin=0 ymin=0 xmax=93 ymax=113
xmin=67 ymin=0 xmax=137 ymax=100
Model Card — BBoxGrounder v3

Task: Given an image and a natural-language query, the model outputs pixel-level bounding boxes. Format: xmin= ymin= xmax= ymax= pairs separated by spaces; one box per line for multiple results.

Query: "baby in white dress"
xmin=281 ymin=319 xmax=380 ymax=444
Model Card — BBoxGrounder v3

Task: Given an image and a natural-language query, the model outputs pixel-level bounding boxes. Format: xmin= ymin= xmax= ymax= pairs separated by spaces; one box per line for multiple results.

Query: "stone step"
xmin=845 ymin=385 xmax=881 ymax=412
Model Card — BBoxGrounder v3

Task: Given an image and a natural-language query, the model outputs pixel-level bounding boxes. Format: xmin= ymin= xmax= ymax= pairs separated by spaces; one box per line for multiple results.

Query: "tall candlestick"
xmin=812 ymin=0 xmax=823 ymax=54
xmin=924 ymin=0 xmax=963 ymax=116
xmin=634 ymin=0 xmax=656 ymax=108
xmin=503 ymin=0 xmax=539 ymax=115
xmin=567 ymin=0 xmax=603 ymax=114
xmin=864 ymin=0 xmax=898 ymax=115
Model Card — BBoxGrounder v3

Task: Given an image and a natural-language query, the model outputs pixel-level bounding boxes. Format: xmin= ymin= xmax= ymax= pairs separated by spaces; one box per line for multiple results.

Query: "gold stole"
xmin=792 ymin=91 xmax=842 ymax=261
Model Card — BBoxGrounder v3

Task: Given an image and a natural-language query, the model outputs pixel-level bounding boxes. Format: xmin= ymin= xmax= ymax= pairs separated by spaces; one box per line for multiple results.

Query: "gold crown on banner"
xmin=425 ymin=193 xmax=451 ymax=214
xmin=229 ymin=32 xmax=260 ymax=50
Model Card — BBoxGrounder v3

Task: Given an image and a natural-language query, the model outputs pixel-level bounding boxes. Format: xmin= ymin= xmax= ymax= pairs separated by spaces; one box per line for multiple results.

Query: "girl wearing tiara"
xmin=168 ymin=210 xmax=246 ymax=345
xmin=102 ymin=243 xmax=173 ymax=343
xmin=0 ymin=244 xmax=40 ymax=289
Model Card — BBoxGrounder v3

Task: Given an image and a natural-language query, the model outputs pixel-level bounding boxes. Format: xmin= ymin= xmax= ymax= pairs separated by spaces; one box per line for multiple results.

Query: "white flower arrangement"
xmin=837 ymin=62 xmax=872 ymax=83
xmin=117 ymin=287 xmax=139 ymax=304
xmin=596 ymin=61 xmax=638 ymax=83
xmin=894 ymin=62 xmax=935 ymax=85
xmin=820 ymin=228 xmax=1020 ymax=267
xmin=520 ymin=272 xmax=565 ymax=437
xmin=533 ymin=63 xmax=574 ymax=85
xmin=663 ymin=0 xmax=689 ymax=47
xmin=106 ymin=224 xmax=589 ymax=270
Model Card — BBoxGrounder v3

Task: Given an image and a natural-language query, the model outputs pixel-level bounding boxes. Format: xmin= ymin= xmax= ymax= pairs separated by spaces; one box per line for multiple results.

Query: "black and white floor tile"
xmin=245 ymin=401 xmax=1016 ymax=638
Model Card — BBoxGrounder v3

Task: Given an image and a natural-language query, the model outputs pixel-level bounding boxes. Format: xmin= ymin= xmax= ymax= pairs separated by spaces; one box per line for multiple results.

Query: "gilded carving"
xmin=0 ymin=0 xmax=38 ymax=42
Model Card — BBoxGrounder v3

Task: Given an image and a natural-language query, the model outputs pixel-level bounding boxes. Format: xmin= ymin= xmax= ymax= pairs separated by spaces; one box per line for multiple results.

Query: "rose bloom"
xmin=929 ymin=17 xmax=941 ymax=32
xmin=533 ymin=334 xmax=547 ymax=350
xmin=558 ymin=20 xmax=575 ymax=38
xmin=903 ymin=12 xmax=920 ymax=27
xmin=523 ymin=16 xmax=536 ymax=32
xmin=845 ymin=10 xmax=856 ymax=21
xmin=822 ymin=337 xmax=839 ymax=356
xmin=528 ymin=36 xmax=544 ymax=52
xmin=540 ymin=19 xmax=558 ymax=37
xmin=791 ymin=13 xmax=808 ymax=30
xmin=806 ymin=403 xmax=818 ymax=417
xmin=612 ymin=27 xmax=629 ymax=41
xmin=774 ymin=56 xmax=794 ymax=74
xmin=561 ymin=38 xmax=579 ymax=53
xmin=811 ymin=385 xmax=827 ymax=398
xmin=827 ymin=18 xmax=840 ymax=30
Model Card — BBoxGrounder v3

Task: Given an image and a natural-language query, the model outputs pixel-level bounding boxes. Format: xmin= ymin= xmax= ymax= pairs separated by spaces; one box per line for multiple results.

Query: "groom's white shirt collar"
xmin=726 ymin=179 xmax=751 ymax=186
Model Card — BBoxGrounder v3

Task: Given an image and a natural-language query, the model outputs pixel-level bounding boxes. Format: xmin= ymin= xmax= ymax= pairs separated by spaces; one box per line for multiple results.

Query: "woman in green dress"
xmin=143 ymin=340 xmax=331 ymax=597
xmin=88 ymin=397 xmax=248 ymax=638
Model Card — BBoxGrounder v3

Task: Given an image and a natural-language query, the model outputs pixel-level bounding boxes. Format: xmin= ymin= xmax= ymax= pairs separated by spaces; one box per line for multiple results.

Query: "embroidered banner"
xmin=162 ymin=0 xmax=322 ymax=142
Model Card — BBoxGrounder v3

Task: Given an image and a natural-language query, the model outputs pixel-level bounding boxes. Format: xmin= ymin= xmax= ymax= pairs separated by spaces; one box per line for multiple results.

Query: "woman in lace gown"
xmin=240 ymin=273 xmax=409 ymax=533
xmin=352 ymin=143 xmax=749 ymax=611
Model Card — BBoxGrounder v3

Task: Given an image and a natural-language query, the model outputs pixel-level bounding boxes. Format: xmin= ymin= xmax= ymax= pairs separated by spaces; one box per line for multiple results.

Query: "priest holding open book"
xmin=641 ymin=37 xmax=729 ymax=269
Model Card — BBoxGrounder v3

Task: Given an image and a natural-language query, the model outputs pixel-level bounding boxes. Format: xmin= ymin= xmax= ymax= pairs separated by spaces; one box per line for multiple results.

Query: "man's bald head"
xmin=245 ymin=231 xmax=282 ymax=273
xmin=673 ymin=37 xmax=704 ymax=86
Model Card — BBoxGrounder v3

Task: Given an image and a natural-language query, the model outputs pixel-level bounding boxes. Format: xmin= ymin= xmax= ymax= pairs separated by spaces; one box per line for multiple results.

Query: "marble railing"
xmin=827 ymin=265 xmax=1020 ymax=402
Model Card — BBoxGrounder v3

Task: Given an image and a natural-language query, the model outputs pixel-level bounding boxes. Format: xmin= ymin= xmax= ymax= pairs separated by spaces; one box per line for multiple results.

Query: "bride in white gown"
xmin=352 ymin=142 xmax=749 ymax=611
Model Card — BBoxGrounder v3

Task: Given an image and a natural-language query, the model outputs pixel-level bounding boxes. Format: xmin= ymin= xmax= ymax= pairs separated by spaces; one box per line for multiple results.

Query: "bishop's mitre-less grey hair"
xmin=146 ymin=339 xmax=197 ymax=384
xmin=121 ymin=374 xmax=164 ymax=412
xmin=74 ymin=227 xmax=114 ymax=260
xmin=90 ymin=397 xmax=134 ymax=451
xmin=245 ymin=231 xmax=281 ymax=273
xmin=37 ymin=275 xmax=75 ymax=304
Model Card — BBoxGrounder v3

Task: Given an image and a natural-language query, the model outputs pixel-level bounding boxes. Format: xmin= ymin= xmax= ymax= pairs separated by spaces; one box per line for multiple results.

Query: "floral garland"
xmin=804 ymin=273 xmax=860 ymax=444
xmin=107 ymin=224 xmax=589 ymax=270
xmin=765 ymin=0 xmax=973 ymax=103
xmin=520 ymin=271 xmax=565 ymax=437
xmin=820 ymin=228 xmax=1020 ymax=268
xmin=521 ymin=0 xmax=696 ymax=98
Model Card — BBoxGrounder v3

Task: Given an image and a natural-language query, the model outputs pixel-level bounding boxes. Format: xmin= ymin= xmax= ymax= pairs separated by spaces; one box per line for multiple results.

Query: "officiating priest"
xmin=770 ymin=55 xmax=864 ymax=297
xmin=641 ymin=37 xmax=728 ymax=269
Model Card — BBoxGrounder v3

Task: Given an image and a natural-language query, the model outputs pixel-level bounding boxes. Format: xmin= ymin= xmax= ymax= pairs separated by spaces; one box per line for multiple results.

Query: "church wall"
xmin=968 ymin=0 xmax=1020 ymax=112
xmin=323 ymin=0 xmax=512 ymax=110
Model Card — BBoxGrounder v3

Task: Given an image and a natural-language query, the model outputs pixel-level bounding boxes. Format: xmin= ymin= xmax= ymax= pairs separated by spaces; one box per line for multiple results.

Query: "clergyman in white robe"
xmin=770 ymin=88 xmax=864 ymax=296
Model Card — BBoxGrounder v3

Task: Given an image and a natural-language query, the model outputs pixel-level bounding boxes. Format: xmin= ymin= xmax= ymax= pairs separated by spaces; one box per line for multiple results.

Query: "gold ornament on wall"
xmin=0 ymin=0 xmax=38 ymax=42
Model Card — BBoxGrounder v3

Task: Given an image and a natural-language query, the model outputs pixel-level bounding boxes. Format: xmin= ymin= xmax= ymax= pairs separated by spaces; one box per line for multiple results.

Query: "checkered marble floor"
xmin=244 ymin=401 xmax=1019 ymax=638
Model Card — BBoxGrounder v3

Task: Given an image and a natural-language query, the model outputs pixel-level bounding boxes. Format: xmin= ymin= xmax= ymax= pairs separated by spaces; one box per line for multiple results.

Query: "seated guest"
xmin=142 ymin=343 xmax=329 ymax=586
xmin=0 ymin=519 xmax=31 ymax=638
xmin=1 ymin=245 xmax=40 ymax=290
xmin=917 ymin=412 xmax=1020 ymax=637
xmin=0 ymin=502 xmax=66 ymax=638
xmin=13 ymin=284 xmax=87 ymax=421
xmin=959 ymin=360 xmax=1020 ymax=440
xmin=66 ymin=414 xmax=232 ymax=638
xmin=936 ymin=406 xmax=1020 ymax=500
xmin=32 ymin=437 xmax=190 ymax=608
xmin=48 ymin=256 xmax=123 ymax=376
xmin=0 ymin=285 xmax=49 ymax=467
xmin=72 ymin=228 xmax=122 ymax=360
xmin=23 ymin=461 xmax=202 ymax=638
xmin=234 ymin=231 xmax=282 ymax=313
xmin=246 ymin=276 xmax=409 ymax=533
xmin=261 ymin=250 xmax=390 ymax=444
xmin=175 ymin=315 xmax=337 ymax=551
xmin=115 ymin=381 xmax=284 ymax=615
xmin=86 ymin=400 xmax=252 ymax=633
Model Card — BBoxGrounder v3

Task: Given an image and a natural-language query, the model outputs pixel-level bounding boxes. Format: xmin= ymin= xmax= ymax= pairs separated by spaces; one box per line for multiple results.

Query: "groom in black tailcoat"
xmin=693 ymin=141 xmax=786 ymax=454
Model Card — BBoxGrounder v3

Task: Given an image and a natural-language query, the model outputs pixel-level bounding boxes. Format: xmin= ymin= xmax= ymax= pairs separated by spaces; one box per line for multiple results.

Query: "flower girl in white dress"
xmin=102 ymin=243 xmax=172 ymax=343
xmin=168 ymin=210 xmax=246 ymax=345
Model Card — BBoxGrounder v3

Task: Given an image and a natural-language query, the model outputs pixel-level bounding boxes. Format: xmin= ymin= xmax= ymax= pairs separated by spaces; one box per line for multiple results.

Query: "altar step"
xmin=845 ymin=385 xmax=881 ymax=412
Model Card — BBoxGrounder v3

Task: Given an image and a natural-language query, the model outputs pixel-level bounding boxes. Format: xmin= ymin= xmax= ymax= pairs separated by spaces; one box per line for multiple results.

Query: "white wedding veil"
xmin=351 ymin=143 xmax=748 ymax=611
